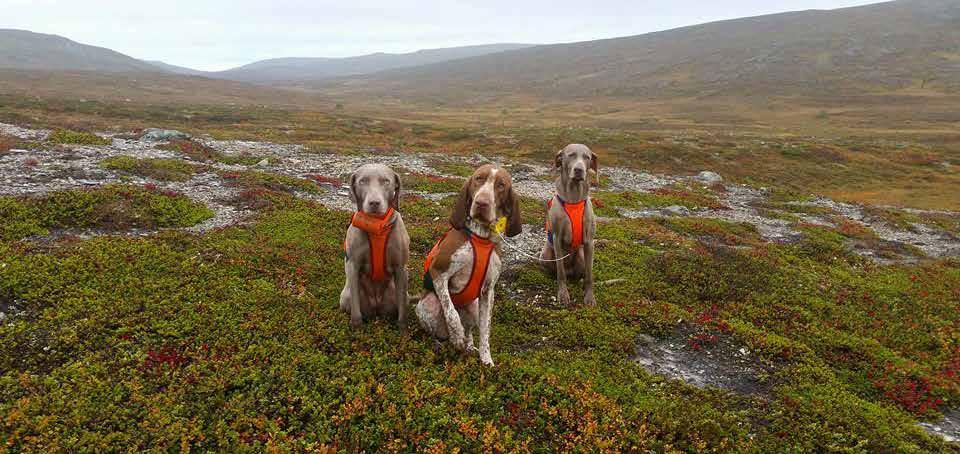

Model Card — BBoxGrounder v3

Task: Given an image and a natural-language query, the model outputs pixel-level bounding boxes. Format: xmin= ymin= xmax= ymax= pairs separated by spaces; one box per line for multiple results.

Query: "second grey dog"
xmin=340 ymin=164 xmax=411 ymax=329
xmin=540 ymin=144 xmax=599 ymax=306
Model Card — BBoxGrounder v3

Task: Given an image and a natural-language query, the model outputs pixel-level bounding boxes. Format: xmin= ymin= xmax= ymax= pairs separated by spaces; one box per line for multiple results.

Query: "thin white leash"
xmin=496 ymin=230 xmax=575 ymax=263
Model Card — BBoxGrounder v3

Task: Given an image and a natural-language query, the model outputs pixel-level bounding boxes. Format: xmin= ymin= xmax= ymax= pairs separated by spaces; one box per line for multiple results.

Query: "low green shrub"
xmin=0 ymin=185 xmax=213 ymax=240
xmin=221 ymin=170 xmax=319 ymax=195
xmin=401 ymin=170 xmax=464 ymax=194
xmin=100 ymin=156 xmax=198 ymax=182
xmin=593 ymin=185 xmax=725 ymax=217
xmin=160 ymin=139 xmax=263 ymax=165
xmin=47 ymin=129 xmax=110 ymax=146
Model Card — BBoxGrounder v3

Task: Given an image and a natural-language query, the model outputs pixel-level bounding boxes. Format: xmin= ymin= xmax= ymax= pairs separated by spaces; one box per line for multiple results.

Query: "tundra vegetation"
xmin=0 ymin=97 xmax=958 ymax=451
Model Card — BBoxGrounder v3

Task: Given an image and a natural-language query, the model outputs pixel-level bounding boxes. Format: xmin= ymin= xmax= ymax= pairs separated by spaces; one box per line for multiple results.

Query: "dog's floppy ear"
xmin=391 ymin=170 xmax=402 ymax=210
xmin=506 ymin=186 xmax=523 ymax=237
xmin=449 ymin=180 xmax=471 ymax=230
xmin=554 ymin=149 xmax=564 ymax=171
xmin=349 ymin=171 xmax=362 ymax=209
xmin=590 ymin=151 xmax=600 ymax=187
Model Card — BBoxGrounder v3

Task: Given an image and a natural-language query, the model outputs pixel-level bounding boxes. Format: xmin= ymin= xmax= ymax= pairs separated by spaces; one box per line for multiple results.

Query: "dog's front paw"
xmin=350 ymin=314 xmax=363 ymax=329
xmin=583 ymin=289 xmax=596 ymax=306
xmin=557 ymin=287 xmax=572 ymax=306
xmin=480 ymin=351 xmax=495 ymax=366
xmin=447 ymin=319 xmax=466 ymax=350
xmin=449 ymin=333 xmax=467 ymax=352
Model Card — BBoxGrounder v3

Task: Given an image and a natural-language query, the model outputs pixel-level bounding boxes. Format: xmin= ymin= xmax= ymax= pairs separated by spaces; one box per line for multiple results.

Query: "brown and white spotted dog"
xmin=416 ymin=164 xmax=523 ymax=366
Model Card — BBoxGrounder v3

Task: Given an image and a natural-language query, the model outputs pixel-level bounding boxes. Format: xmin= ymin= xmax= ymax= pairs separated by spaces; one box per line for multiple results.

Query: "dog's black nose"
xmin=368 ymin=200 xmax=381 ymax=210
xmin=573 ymin=168 xmax=585 ymax=177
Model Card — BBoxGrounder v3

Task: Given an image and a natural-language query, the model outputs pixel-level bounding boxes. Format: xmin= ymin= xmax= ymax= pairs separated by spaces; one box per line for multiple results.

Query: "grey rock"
xmin=665 ymin=205 xmax=691 ymax=216
xmin=141 ymin=128 xmax=191 ymax=141
xmin=696 ymin=170 xmax=723 ymax=184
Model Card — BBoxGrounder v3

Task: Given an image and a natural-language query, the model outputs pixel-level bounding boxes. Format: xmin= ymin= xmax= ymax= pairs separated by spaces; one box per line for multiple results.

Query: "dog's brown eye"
xmin=475 ymin=175 xmax=484 ymax=182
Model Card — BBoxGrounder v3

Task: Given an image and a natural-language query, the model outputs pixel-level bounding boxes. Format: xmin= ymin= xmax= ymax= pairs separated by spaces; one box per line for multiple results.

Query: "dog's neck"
xmin=466 ymin=218 xmax=500 ymax=243
xmin=555 ymin=176 xmax=590 ymax=203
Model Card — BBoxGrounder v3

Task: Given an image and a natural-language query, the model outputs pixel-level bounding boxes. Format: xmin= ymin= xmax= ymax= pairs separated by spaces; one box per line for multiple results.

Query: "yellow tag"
xmin=493 ymin=217 xmax=508 ymax=235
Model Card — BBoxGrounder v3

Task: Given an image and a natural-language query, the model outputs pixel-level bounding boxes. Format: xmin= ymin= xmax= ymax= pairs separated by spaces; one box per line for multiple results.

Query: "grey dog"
xmin=339 ymin=164 xmax=411 ymax=329
xmin=540 ymin=144 xmax=599 ymax=306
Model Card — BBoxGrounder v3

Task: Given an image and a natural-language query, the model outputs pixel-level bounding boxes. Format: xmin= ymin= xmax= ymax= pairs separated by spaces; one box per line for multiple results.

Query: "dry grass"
xmin=1 ymin=74 xmax=958 ymax=211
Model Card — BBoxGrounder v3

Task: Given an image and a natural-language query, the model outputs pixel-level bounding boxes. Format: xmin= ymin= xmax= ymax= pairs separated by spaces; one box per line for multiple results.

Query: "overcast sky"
xmin=3 ymin=0 xmax=884 ymax=71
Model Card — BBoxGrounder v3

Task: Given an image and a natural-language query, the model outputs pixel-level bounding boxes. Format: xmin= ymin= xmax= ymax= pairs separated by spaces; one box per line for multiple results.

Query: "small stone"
xmin=255 ymin=159 xmax=270 ymax=167
xmin=664 ymin=205 xmax=691 ymax=216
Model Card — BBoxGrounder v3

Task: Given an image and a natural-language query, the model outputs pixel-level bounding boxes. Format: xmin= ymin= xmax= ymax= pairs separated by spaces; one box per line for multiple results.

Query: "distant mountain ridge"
xmin=317 ymin=0 xmax=960 ymax=100
xmin=143 ymin=60 xmax=208 ymax=77
xmin=0 ymin=29 xmax=158 ymax=73
xmin=0 ymin=30 xmax=535 ymax=84
xmin=210 ymin=44 xmax=537 ymax=83
xmin=3 ymin=0 xmax=958 ymax=103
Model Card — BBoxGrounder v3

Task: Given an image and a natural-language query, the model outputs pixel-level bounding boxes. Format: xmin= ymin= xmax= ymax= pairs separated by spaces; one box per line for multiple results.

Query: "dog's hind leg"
xmin=566 ymin=249 xmax=586 ymax=280
xmin=416 ymin=292 xmax=449 ymax=340
xmin=394 ymin=266 xmax=409 ymax=331
xmin=539 ymin=244 xmax=557 ymax=276
xmin=460 ymin=300 xmax=479 ymax=354
xmin=339 ymin=285 xmax=351 ymax=313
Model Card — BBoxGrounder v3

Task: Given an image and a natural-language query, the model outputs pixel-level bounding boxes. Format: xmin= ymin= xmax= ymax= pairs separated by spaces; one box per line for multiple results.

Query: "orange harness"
xmin=546 ymin=196 xmax=587 ymax=250
xmin=345 ymin=208 xmax=395 ymax=282
xmin=423 ymin=230 xmax=496 ymax=308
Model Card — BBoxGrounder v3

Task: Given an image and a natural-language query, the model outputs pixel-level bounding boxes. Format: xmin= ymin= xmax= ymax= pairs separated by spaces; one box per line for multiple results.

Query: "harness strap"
xmin=423 ymin=229 xmax=496 ymax=308
xmin=345 ymin=208 xmax=395 ymax=282
xmin=546 ymin=195 xmax=587 ymax=250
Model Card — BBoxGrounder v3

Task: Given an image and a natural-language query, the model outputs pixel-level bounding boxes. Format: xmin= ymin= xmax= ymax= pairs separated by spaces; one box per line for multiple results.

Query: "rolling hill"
xmin=0 ymin=30 xmax=534 ymax=84
xmin=211 ymin=43 xmax=536 ymax=83
xmin=0 ymin=29 xmax=160 ymax=73
xmin=318 ymin=0 xmax=960 ymax=101
xmin=143 ymin=60 xmax=209 ymax=77
xmin=2 ymin=1 xmax=959 ymax=136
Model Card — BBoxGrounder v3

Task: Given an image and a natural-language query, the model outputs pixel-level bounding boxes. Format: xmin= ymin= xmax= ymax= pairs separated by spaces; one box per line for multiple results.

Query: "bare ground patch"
xmin=634 ymin=324 xmax=779 ymax=396
xmin=920 ymin=408 xmax=960 ymax=443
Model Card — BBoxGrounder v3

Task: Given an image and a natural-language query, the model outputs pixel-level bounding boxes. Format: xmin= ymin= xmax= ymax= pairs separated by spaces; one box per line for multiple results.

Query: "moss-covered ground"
xmin=0 ymin=185 xmax=213 ymax=241
xmin=100 ymin=156 xmax=200 ymax=182
xmin=1 ymin=96 xmax=958 ymax=449
xmin=1 ymin=182 xmax=957 ymax=451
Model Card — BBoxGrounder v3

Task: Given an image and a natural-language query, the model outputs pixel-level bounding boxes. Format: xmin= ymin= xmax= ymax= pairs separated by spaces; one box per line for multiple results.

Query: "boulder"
xmin=141 ymin=128 xmax=191 ymax=141
xmin=696 ymin=171 xmax=723 ymax=184
xmin=664 ymin=205 xmax=691 ymax=216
